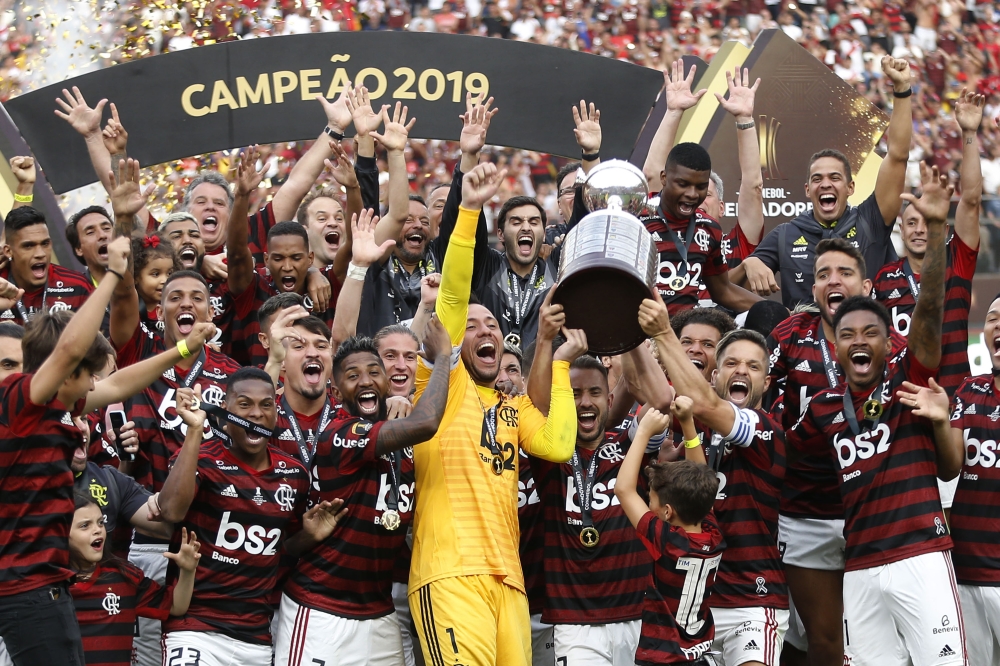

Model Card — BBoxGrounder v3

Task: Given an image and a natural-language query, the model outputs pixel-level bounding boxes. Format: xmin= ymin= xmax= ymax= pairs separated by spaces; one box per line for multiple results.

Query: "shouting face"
xmin=462 ymin=304 xmax=503 ymax=386
xmin=812 ymin=251 xmax=871 ymax=327
xmin=186 ymin=181 xmax=231 ymax=251
xmin=659 ymin=164 xmax=710 ymax=219
xmin=500 ymin=204 xmax=544 ymax=270
xmin=713 ymin=339 xmax=769 ymax=410
xmin=303 ymin=196 xmax=346 ymax=267
xmin=335 ymin=351 xmax=389 ymax=421
xmin=806 ymin=156 xmax=854 ymax=225
xmin=264 ymin=234 xmax=313 ymax=296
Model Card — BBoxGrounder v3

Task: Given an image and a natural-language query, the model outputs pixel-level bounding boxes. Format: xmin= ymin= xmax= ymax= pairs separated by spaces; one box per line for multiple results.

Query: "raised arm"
xmin=331 ymin=209 xmax=394 ymax=347
xmin=615 ymin=407 xmax=671 ymax=527
xmin=409 ymin=273 xmax=440 ymax=343
xmin=525 ymin=288 xmax=563 ymax=414
xmin=458 ymin=94 xmax=497 ymax=174
xmin=227 ymin=146 xmax=266 ymax=296
xmin=29 ymin=237 xmax=128 ymax=406
xmin=156 ymin=388 xmax=206 ymax=523
xmin=953 ymin=89 xmax=986 ymax=249
xmin=107 ymin=159 xmax=148 ymax=348
xmin=99 ymin=104 xmax=151 ymax=229
xmin=8 ymin=157 xmax=35 ymax=210
xmin=643 ymin=61 xmax=707 ymax=191
xmin=903 ymin=163 xmax=953 ymax=370
xmin=372 ymin=103 xmax=416 ymax=248
xmin=326 ymin=141 xmax=362 ymax=284
xmin=271 ymin=90 xmax=352 ymax=222
xmin=373 ymin=315 xmax=451 ymax=454
xmin=620 ymin=342 xmax=675 ymax=412
xmin=54 ymin=87 xmax=114 ymax=194
xmin=572 ymin=100 xmax=602 ymax=175
xmin=874 ymin=57 xmax=914 ymax=226
xmin=716 ymin=68 xmax=764 ymax=246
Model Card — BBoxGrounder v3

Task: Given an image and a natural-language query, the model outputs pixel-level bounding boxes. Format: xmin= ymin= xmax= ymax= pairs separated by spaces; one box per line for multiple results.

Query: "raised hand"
xmin=536 ymin=287 xmax=565 ymax=343
xmin=9 ymin=156 xmax=35 ymax=186
xmin=268 ymin=305 xmax=309 ymax=365
xmin=572 ymin=100 xmax=602 ymax=155
xmin=163 ymin=527 xmax=202 ymax=572
xmin=235 ymin=145 xmax=265 ymax=196
xmin=302 ymin=498 xmax=348 ymax=542
xmin=108 ymin=158 xmax=152 ymax=219
xmin=316 ymin=83 xmax=353 ymax=133
xmin=386 ymin=396 xmax=413 ymax=420
xmin=460 ymin=161 xmax=507 ymax=210
xmin=420 ymin=273 xmax=441 ymax=309
xmin=665 ymin=59 xmax=708 ymax=112
xmin=638 ymin=407 xmax=672 ymax=438
xmin=201 ymin=254 xmax=228 ymax=282
xmin=175 ymin=385 xmax=207 ymax=429
xmin=459 ymin=93 xmax=498 ymax=156
xmin=351 ymin=208 xmax=395 ymax=267
xmin=0 ymin=277 xmax=25 ymax=313
xmin=554 ymin=327 xmax=589 ymax=362
xmin=346 ymin=85 xmax=384 ymax=138
xmin=324 ymin=140 xmax=360 ymax=188
xmin=954 ymin=88 xmax=986 ymax=133
xmin=54 ymin=86 xmax=106 ymax=137
xmin=897 ymin=378 xmax=950 ymax=423
xmin=421 ymin=314 xmax=452 ymax=362
xmin=900 ymin=162 xmax=954 ymax=224
xmin=106 ymin=235 xmax=132 ymax=277
xmin=716 ymin=67 xmax=760 ymax=121
xmin=880 ymin=56 xmax=911 ymax=92
xmin=371 ymin=102 xmax=416 ymax=153
xmin=306 ymin=271 xmax=332 ymax=313
xmin=101 ymin=103 xmax=129 ymax=156
xmin=670 ymin=395 xmax=695 ymax=425
xmin=638 ymin=291 xmax=671 ymax=339
xmin=184 ymin=322 xmax=218 ymax=356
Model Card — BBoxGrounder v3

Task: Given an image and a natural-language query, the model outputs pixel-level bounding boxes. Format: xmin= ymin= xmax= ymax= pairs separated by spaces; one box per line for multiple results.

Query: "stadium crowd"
xmin=1 ymin=2 xmax=1000 ymax=666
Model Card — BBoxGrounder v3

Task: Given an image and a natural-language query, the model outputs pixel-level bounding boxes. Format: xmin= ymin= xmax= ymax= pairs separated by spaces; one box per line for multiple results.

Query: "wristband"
xmin=892 ymin=88 xmax=912 ymax=99
xmin=581 ymin=151 xmax=600 ymax=161
xmin=324 ymin=126 xmax=345 ymax=141
xmin=106 ymin=268 xmax=125 ymax=281
xmin=736 ymin=120 xmax=755 ymax=130
xmin=684 ymin=436 xmax=701 ymax=449
xmin=177 ymin=339 xmax=192 ymax=359
xmin=347 ymin=262 xmax=369 ymax=281
xmin=13 ymin=193 xmax=33 ymax=203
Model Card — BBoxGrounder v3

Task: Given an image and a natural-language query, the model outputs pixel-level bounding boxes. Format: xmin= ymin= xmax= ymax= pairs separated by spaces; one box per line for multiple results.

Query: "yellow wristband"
xmin=684 ymin=437 xmax=701 ymax=449
xmin=176 ymin=339 xmax=192 ymax=359
xmin=13 ymin=193 xmax=33 ymax=203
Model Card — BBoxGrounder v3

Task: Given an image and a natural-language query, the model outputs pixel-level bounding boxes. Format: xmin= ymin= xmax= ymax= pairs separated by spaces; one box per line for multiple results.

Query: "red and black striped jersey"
xmin=790 ymin=348 xmax=952 ymax=571
xmin=705 ymin=406 xmax=787 ymax=609
xmin=0 ymin=263 xmax=93 ymax=324
xmin=115 ymin=329 xmax=241 ymax=493
xmin=872 ymin=235 xmax=977 ymax=396
xmin=635 ymin=511 xmax=725 ymax=665
xmin=271 ymin=401 xmax=334 ymax=463
xmin=517 ymin=447 xmax=546 ymax=615
xmin=284 ymin=411 xmax=415 ymax=619
xmin=0 ymin=373 xmax=86 ymax=596
xmin=767 ymin=311 xmax=905 ymax=519
xmin=70 ymin=561 xmax=173 ymax=666
xmin=203 ymin=201 xmax=277 ymax=271
xmin=164 ymin=440 xmax=309 ymax=645
xmin=223 ymin=270 xmax=341 ymax=368
xmin=947 ymin=376 xmax=1000 ymax=586
xmin=721 ymin=223 xmax=764 ymax=269
xmin=530 ymin=433 xmax=652 ymax=625
xmin=641 ymin=205 xmax=727 ymax=314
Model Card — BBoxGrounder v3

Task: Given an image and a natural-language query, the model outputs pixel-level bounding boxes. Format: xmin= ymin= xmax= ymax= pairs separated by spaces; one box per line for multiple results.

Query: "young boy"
xmin=615 ymin=407 xmax=724 ymax=665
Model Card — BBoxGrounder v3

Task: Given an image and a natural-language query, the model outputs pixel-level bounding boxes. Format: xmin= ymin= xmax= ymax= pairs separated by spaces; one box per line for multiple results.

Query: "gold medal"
xmin=381 ymin=509 xmax=401 ymax=531
xmin=580 ymin=526 xmax=600 ymax=548
xmin=863 ymin=399 xmax=883 ymax=420
xmin=491 ymin=455 xmax=505 ymax=476
xmin=669 ymin=276 xmax=687 ymax=291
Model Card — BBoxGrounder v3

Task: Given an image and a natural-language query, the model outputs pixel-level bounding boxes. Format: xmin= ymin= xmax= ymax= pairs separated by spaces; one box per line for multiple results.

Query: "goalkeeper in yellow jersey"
xmin=408 ymin=162 xmax=583 ymax=666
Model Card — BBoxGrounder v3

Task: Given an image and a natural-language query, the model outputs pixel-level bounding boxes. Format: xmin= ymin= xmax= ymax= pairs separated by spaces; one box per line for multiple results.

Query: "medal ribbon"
xmin=6 ymin=270 xmax=48 ymax=322
xmin=179 ymin=349 xmax=207 ymax=389
xmin=389 ymin=255 xmax=428 ymax=324
xmin=201 ymin=403 xmax=275 ymax=441
xmin=841 ymin=366 xmax=889 ymax=437
xmin=385 ymin=450 xmax=402 ymax=513
xmin=280 ymin=398 xmax=332 ymax=467
xmin=570 ymin=448 xmax=602 ymax=531
xmin=815 ymin=325 xmax=842 ymax=390
xmin=507 ymin=261 xmax=541 ymax=327
xmin=902 ymin=258 xmax=920 ymax=300
xmin=658 ymin=207 xmax=698 ymax=278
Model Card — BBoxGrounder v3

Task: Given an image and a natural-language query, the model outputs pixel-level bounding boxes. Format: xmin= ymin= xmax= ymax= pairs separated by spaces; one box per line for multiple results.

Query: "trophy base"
xmin=551 ymin=265 xmax=654 ymax=355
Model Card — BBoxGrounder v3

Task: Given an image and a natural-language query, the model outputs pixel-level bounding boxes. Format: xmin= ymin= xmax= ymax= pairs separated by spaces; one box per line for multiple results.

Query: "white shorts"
xmin=938 ymin=478 xmax=959 ymax=511
xmin=711 ymin=607 xmax=789 ymax=666
xmin=913 ymin=25 xmax=937 ymax=52
xmin=782 ymin=597 xmax=808 ymax=652
xmin=163 ymin=631 xmax=272 ymax=666
xmin=393 ymin=582 xmax=418 ymax=666
xmin=531 ymin=613 xmax=554 ymax=666
xmin=843 ymin=551 xmax=965 ymax=666
xmin=777 ymin=515 xmax=846 ymax=571
xmin=553 ymin=620 xmax=641 ymax=665
xmin=129 ymin=542 xmax=169 ymax=666
xmin=274 ymin=592 xmax=404 ymax=666
xmin=959 ymin=585 xmax=1000 ymax=666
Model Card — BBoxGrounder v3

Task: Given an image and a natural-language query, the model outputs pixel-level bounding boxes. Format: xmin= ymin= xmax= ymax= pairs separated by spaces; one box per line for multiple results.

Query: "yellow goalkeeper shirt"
xmin=409 ymin=206 xmax=576 ymax=595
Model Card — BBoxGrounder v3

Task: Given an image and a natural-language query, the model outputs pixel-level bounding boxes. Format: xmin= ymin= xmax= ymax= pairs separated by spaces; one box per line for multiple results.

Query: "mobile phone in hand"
xmin=108 ymin=410 xmax=135 ymax=462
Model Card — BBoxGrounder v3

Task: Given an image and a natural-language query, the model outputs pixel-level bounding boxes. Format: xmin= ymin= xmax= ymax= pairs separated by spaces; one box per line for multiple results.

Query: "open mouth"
xmin=516 ymin=233 xmax=534 ymax=257
xmin=404 ymin=232 xmax=426 ymax=251
xmin=325 ymin=230 xmax=341 ymax=249
xmin=73 ymin=446 xmax=88 ymax=464
xmin=818 ymin=193 xmax=837 ymax=213
xmin=850 ymin=349 xmax=873 ymax=374
xmin=389 ymin=373 xmax=409 ymax=389
xmin=678 ymin=201 xmax=696 ymax=216
xmin=280 ymin=276 xmax=297 ymax=291
xmin=475 ymin=340 xmax=497 ymax=365
xmin=201 ymin=216 xmax=219 ymax=233
xmin=303 ymin=361 xmax=323 ymax=385
xmin=826 ymin=291 xmax=845 ymax=312
xmin=356 ymin=389 xmax=379 ymax=416
xmin=729 ymin=378 xmax=750 ymax=404
xmin=578 ymin=410 xmax=598 ymax=432
xmin=993 ymin=335 xmax=1000 ymax=358
xmin=179 ymin=246 xmax=198 ymax=266
xmin=90 ymin=537 xmax=104 ymax=553
xmin=176 ymin=313 xmax=195 ymax=335
xmin=690 ymin=357 xmax=705 ymax=371
xmin=30 ymin=262 xmax=47 ymax=280
xmin=246 ymin=432 xmax=267 ymax=447
xmin=97 ymin=243 xmax=108 ymax=261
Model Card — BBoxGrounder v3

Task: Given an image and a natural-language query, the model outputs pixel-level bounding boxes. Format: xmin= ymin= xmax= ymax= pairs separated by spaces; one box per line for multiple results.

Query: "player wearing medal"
xmin=156 ymin=369 xmax=347 ymax=665
xmin=407 ymin=163 xmax=578 ymax=666
xmin=640 ymin=295 xmax=788 ymax=666
xmin=276 ymin=319 xmax=453 ymax=666
xmin=788 ymin=163 xmax=965 ymax=666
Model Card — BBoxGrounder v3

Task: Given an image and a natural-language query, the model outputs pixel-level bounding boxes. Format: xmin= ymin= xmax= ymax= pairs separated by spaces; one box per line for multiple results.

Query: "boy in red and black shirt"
xmin=616 ymin=408 xmax=725 ymax=665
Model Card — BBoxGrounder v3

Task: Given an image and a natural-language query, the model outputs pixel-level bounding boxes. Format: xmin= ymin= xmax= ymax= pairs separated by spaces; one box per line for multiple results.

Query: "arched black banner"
xmin=2 ymin=32 xmax=665 ymax=194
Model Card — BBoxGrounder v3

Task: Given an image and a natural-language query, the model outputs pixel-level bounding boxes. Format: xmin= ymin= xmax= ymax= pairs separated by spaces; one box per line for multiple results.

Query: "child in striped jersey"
xmin=69 ymin=493 xmax=199 ymax=666
xmin=616 ymin=408 xmax=725 ymax=665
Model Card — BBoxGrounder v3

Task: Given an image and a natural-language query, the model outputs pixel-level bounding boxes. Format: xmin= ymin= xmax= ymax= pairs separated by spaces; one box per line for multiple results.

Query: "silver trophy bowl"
xmin=581 ymin=159 xmax=650 ymax=215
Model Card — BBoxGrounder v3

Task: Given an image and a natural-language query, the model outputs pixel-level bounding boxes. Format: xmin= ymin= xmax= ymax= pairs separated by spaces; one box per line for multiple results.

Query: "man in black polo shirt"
xmin=736 ymin=56 xmax=914 ymax=308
